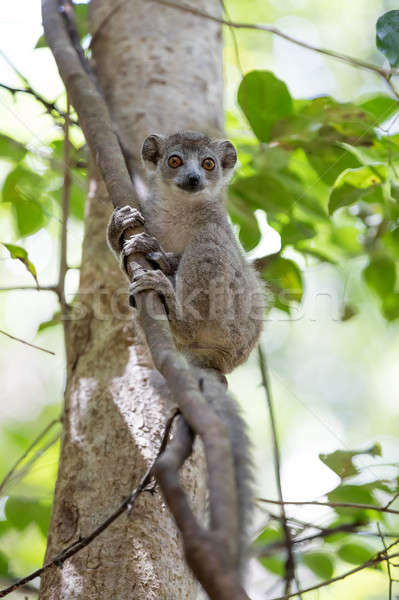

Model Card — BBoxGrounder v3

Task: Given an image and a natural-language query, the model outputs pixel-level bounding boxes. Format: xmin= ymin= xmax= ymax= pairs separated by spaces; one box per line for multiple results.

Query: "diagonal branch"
xmin=41 ymin=1 xmax=246 ymax=597
xmin=151 ymin=0 xmax=399 ymax=99
xmin=0 ymin=410 xmax=179 ymax=599
xmin=0 ymin=51 xmax=78 ymax=125
xmin=269 ymin=540 xmax=399 ymax=600
xmin=0 ymin=328 xmax=55 ymax=355
xmin=258 ymin=497 xmax=399 ymax=516
xmin=0 ymin=417 xmax=61 ymax=496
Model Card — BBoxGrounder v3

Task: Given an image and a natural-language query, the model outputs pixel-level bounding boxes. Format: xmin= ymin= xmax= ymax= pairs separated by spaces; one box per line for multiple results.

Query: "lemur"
xmin=107 ymin=131 xmax=264 ymax=571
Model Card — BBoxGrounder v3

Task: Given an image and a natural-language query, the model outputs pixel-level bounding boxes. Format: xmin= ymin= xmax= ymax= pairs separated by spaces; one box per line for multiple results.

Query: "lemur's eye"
xmin=202 ymin=158 xmax=215 ymax=171
xmin=168 ymin=155 xmax=183 ymax=168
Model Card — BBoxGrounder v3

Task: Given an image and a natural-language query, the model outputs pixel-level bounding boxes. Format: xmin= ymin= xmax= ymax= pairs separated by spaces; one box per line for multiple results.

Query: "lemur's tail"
xmin=194 ymin=367 xmax=254 ymax=575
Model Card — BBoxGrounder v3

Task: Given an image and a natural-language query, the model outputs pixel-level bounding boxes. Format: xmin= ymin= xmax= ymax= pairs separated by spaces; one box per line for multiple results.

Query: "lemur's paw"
xmin=129 ymin=269 xmax=173 ymax=297
xmin=122 ymin=232 xmax=163 ymax=259
xmin=113 ymin=205 xmax=145 ymax=231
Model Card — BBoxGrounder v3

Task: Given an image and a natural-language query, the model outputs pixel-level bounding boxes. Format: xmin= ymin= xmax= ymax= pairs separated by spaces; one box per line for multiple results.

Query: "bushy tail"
xmin=193 ymin=367 xmax=254 ymax=573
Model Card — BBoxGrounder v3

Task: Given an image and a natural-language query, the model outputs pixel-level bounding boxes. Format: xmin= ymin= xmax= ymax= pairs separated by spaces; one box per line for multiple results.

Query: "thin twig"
xmin=269 ymin=540 xmax=399 ymax=600
xmin=4 ymin=433 xmax=61 ymax=492
xmin=59 ymin=94 xmax=71 ymax=359
xmin=151 ymin=0 xmax=399 ymax=99
xmin=256 ymin=521 xmax=362 ymax=557
xmin=0 ymin=418 xmax=61 ymax=496
xmin=258 ymin=345 xmax=300 ymax=599
xmin=0 ymin=50 xmax=78 ymax=124
xmin=0 ymin=285 xmax=58 ymax=292
xmin=0 ymin=410 xmax=179 ymax=599
xmin=377 ymin=524 xmax=394 ymax=600
xmin=258 ymin=497 xmax=399 ymax=516
xmin=0 ymin=328 xmax=55 ymax=356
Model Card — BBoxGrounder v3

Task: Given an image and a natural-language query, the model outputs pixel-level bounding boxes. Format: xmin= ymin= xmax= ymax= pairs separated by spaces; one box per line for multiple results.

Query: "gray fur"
xmin=107 ymin=131 xmax=265 ymax=571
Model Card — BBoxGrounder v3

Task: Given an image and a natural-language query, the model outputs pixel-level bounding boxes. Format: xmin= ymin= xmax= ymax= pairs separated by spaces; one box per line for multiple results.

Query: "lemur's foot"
xmin=123 ymin=232 xmax=164 ymax=259
xmin=129 ymin=269 xmax=177 ymax=317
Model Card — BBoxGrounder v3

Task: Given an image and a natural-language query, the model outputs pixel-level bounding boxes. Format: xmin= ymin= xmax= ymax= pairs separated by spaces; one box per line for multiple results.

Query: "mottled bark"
xmin=39 ymin=1 xmax=223 ymax=599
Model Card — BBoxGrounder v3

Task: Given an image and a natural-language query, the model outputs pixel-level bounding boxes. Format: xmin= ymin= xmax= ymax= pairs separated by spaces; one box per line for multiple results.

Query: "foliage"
xmin=0 ymin=4 xmax=399 ymax=598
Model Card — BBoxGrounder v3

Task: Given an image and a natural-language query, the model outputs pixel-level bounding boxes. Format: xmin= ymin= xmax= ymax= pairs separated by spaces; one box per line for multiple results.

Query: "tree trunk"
xmin=39 ymin=1 xmax=223 ymax=599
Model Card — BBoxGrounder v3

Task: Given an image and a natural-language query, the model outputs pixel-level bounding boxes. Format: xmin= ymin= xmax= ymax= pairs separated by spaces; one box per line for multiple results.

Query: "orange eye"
xmin=168 ymin=155 xmax=183 ymax=168
xmin=202 ymin=158 xmax=215 ymax=171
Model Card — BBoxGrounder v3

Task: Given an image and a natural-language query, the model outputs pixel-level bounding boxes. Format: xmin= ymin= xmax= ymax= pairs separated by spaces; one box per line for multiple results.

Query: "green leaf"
xmin=51 ymin=183 xmax=86 ymax=221
xmin=238 ymin=71 xmax=293 ymax=142
xmin=261 ymin=256 xmax=303 ymax=302
xmin=259 ymin=556 xmax=285 ymax=577
xmin=303 ymin=552 xmax=334 ymax=580
xmin=0 ymin=133 xmax=27 ymax=163
xmin=320 ymin=444 xmax=382 ymax=480
xmin=2 ymin=166 xmax=47 ymax=236
xmin=358 ymin=94 xmax=399 ymax=124
xmin=305 ymin=142 xmax=361 ymax=186
xmin=38 ymin=311 xmax=61 ymax=333
xmin=1 ymin=242 xmax=38 ymax=285
xmin=329 ymin=166 xmax=386 ymax=214
xmin=376 ymin=10 xmax=399 ymax=68
xmin=328 ymin=484 xmax=380 ymax=520
xmin=0 ymin=550 xmax=8 ymax=576
xmin=5 ymin=497 xmax=51 ymax=537
xmin=382 ymin=292 xmax=399 ymax=321
xmin=255 ymin=526 xmax=284 ymax=546
xmin=331 ymin=226 xmax=362 ymax=255
xmin=280 ymin=219 xmax=316 ymax=246
xmin=363 ymin=255 xmax=396 ymax=298
xmin=337 ymin=543 xmax=375 ymax=565
xmin=228 ymin=194 xmax=261 ymax=251
xmin=231 ymin=172 xmax=293 ymax=215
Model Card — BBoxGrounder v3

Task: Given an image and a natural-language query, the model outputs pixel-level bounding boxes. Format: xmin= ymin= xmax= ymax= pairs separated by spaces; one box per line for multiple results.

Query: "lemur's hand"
xmin=107 ymin=205 xmax=145 ymax=255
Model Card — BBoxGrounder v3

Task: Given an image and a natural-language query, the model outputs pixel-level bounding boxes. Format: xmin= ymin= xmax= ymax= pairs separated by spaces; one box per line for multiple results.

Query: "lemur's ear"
xmin=141 ymin=134 xmax=165 ymax=170
xmin=219 ymin=140 xmax=237 ymax=170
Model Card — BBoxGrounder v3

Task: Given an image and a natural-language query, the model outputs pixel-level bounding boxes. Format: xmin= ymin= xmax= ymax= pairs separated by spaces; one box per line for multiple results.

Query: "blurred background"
xmin=1 ymin=0 xmax=399 ymax=598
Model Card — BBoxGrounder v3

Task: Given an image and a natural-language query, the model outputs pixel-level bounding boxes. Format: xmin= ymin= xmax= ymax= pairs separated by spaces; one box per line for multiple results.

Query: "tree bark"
xmin=39 ymin=1 xmax=223 ymax=599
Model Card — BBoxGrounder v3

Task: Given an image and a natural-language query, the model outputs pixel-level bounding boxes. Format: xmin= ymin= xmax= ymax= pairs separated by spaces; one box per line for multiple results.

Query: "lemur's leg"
xmin=129 ymin=270 xmax=180 ymax=318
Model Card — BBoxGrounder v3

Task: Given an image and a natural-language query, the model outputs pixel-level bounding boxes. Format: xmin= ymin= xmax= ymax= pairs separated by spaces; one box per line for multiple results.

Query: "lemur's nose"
xmin=187 ymin=174 xmax=200 ymax=187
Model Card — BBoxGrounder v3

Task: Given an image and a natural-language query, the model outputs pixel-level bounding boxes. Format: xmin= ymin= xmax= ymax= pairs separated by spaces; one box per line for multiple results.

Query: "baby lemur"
xmin=108 ymin=131 xmax=264 ymax=569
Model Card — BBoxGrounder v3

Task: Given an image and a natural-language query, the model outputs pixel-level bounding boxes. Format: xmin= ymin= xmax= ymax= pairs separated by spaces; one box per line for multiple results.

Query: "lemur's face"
xmin=141 ymin=131 xmax=237 ymax=198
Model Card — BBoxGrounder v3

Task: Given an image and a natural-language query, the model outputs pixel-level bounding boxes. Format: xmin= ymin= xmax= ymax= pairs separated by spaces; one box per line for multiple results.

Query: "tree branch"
xmin=58 ymin=95 xmax=72 ymax=360
xmin=0 ymin=328 xmax=55 ymax=355
xmin=151 ymin=0 xmax=399 ymax=99
xmin=0 ymin=417 xmax=61 ymax=496
xmin=258 ymin=497 xmax=399 ymax=516
xmin=0 ymin=50 xmax=78 ymax=125
xmin=258 ymin=345 xmax=300 ymax=599
xmin=269 ymin=540 xmax=399 ymax=600
xmin=41 ymin=1 xmax=247 ymax=597
xmin=0 ymin=410 xmax=179 ymax=598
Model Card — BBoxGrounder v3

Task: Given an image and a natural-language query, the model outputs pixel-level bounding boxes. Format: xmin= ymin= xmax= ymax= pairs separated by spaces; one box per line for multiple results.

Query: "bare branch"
xmin=0 ymin=417 xmax=61 ymax=496
xmin=269 ymin=540 xmax=399 ymax=600
xmin=0 ymin=285 xmax=58 ymax=292
xmin=0 ymin=410 xmax=179 ymax=599
xmin=258 ymin=497 xmax=399 ymax=516
xmin=258 ymin=345 xmax=301 ymax=598
xmin=151 ymin=0 xmax=399 ymax=99
xmin=0 ymin=328 xmax=55 ymax=355
xmin=59 ymin=95 xmax=72 ymax=359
